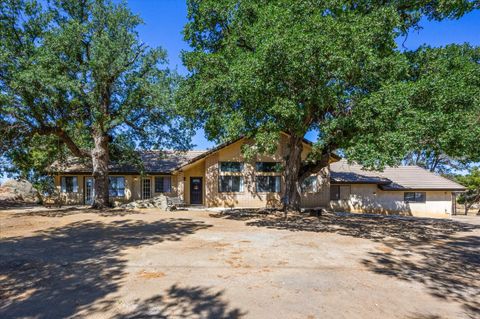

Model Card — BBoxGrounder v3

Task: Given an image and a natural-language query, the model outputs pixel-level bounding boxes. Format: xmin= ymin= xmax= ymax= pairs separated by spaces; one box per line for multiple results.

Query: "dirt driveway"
xmin=0 ymin=206 xmax=479 ymax=319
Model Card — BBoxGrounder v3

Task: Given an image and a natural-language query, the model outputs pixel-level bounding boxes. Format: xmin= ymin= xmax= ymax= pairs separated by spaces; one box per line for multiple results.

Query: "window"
xmin=302 ymin=176 xmax=318 ymax=193
xmin=256 ymin=176 xmax=281 ymax=192
xmin=330 ymin=185 xmax=350 ymax=200
xmin=219 ymin=162 xmax=243 ymax=173
xmin=330 ymin=185 xmax=340 ymax=200
xmin=155 ymin=176 xmax=172 ymax=193
xmin=219 ymin=176 xmax=244 ymax=192
xmin=256 ymin=162 xmax=281 ymax=173
xmin=61 ymin=176 xmax=78 ymax=193
xmin=109 ymin=176 xmax=125 ymax=197
xmin=404 ymin=192 xmax=426 ymax=203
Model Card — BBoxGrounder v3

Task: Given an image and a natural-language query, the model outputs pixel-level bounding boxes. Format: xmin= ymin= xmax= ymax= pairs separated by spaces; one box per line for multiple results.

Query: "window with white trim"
xmin=109 ymin=176 xmax=125 ymax=197
xmin=61 ymin=176 xmax=78 ymax=193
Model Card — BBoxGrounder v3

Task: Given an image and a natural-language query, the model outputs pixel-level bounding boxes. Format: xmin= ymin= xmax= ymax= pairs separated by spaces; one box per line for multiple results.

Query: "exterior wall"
xmin=54 ymin=175 xmax=85 ymax=205
xmin=198 ymin=136 xmax=329 ymax=208
xmin=300 ymin=174 xmax=330 ymax=209
xmin=182 ymin=160 xmax=206 ymax=205
xmin=54 ymin=174 xmax=177 ymax=206
xmin=52 ymin=135 xmax=455 ymax=218
xmin=329 ymin=183 xmax=453 ymax=218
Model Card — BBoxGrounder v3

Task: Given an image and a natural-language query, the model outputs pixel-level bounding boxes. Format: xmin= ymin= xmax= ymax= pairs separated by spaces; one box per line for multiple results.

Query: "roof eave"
xmin=378 ymin=185 xmax=466 ymax=191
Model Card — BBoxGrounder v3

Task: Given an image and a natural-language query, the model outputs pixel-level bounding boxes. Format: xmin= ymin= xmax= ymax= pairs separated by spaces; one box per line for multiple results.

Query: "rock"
xmin=0 ymin=179 xmax=40 ymax=203
xmin=120 ymin=194 xmax=169 ymax=210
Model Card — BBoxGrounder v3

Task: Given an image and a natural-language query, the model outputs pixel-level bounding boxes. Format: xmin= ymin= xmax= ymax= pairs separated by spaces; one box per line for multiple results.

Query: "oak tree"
xmin=179 ymin=0 xmax=480 ymax=211
xmin=0 ymin=0 xmax=190 ymax=207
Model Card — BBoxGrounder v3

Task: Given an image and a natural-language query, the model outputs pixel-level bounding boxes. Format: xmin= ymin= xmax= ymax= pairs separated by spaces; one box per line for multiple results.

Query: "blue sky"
xmin=126 ymin=0 xmax=480 ymax=148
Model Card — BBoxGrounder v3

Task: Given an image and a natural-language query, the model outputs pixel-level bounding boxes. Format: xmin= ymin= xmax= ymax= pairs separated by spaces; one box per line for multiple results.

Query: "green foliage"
xmin=403 ymin=150 xmax=468 ymax=174
xmin=0 ymin=0 xmax=192 ymax=190
xmin=456 ymin=167 xmax=480 ymax=209
xmin=1 ymin=135 xmax=61 ymax=194
xmin=347 ymin=44 xmax=480 ymax=168
xmin=179 ymin=0 xmax=480 ymax=171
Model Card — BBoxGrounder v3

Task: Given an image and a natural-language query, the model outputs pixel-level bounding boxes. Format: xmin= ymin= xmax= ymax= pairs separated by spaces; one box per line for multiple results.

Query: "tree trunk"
xmin=283 ymin=134 xmax=304 ymax=213
xmin=91 ymin=131 xmax=110 ymax=209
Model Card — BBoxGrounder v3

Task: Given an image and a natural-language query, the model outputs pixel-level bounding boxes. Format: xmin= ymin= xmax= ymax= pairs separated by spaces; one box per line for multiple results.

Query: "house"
xmin=50 ymin=133 xmax=465 ymax=218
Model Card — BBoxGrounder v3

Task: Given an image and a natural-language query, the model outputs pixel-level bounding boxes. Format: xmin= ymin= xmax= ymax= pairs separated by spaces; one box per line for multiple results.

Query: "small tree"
xmin=0 ymin=0 xmax=191 ymax=208
xmin=456 ymin=168 xmax=480 ymax=215
xmin=179 ymin=0 xmax=480 ymax=211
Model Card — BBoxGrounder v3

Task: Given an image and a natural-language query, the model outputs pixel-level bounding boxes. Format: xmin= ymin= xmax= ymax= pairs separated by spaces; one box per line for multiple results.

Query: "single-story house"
xmin=50 ymin=133 xmax=465 ymax=218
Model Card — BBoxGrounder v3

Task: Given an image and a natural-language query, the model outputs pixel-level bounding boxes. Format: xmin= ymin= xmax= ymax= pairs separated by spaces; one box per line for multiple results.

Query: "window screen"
xmin=256 ymin=176 xmax=281 ymax=192
xmin=155 ymin=176 xmax=172 ymax=193
xmin=219 ymin=162 xmax=243 ymax=172
xmin=404 ymin=192 xmax=426 ymax=203
xmin=61 ymin=176 xmax=78 ymax=193
xmin=255 ymin=162 xmax=281 ymax=172
xmin=219 ymin=176 xmax=244 ymax=192
xmin=330 ymin=185 xmax=340 ymax=200
xmin=330 ymin=185 xmax=350 ymax=200
xmin=109 ymin=176 xmax=125 ymax=197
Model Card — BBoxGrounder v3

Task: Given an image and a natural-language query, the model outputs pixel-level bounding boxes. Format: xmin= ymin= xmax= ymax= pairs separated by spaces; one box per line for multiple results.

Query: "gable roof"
xmin=48 ymin=134 xmax=339 ymax=174
xmin=330 ymin=159 xmax=465 ymax=191
xmin=49 ymin=150 xmax=206 ymax=174
xmin=174 ymin=134 xmax=341 ymax=171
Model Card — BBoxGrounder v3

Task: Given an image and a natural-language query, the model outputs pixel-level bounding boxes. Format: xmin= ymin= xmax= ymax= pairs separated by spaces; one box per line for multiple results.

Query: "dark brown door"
xmin=190 ymin=177 xmax=203 ymax=205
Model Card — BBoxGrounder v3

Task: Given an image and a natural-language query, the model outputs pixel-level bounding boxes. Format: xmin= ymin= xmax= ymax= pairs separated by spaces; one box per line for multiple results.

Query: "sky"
xmin=126 ymin=0 xmax=480 ymax=148
xmin=1 ymin=2 xmax=479 ymax=183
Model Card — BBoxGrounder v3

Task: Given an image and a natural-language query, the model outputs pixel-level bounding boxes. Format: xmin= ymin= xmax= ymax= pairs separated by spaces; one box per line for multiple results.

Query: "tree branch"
xmin=35 ymin=127 xmax=90 ymax=158
xmin=298 ymin=149 xmax=332 ymax=182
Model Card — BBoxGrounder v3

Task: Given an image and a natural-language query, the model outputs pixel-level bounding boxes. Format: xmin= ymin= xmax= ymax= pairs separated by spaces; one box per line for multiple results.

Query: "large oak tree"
xmin=0 ymin=0 xmax=191 ymax=207
xmin=179 ymin=0 xmax=480 ymax=211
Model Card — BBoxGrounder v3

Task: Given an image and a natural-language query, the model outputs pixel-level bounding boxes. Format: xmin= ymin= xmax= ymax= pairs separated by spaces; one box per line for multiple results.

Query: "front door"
xmin=85 ymin=177 xmax=94 ymax=205
xmin=190 ymin=177 xmax=203 ymax=205
xmin=142 ymin=178 xmax=151 ymax=199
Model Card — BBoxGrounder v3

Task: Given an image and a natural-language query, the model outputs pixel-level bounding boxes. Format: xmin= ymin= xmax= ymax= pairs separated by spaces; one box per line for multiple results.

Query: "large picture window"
xmin=404 ymin=192 xmax=426 ymax=203
xmin=219 ymin=176 xmax=244 ymax=192
xmin=255 ymin=162 xmax=281 ymax=172
xmin=256 ymin=176 xmax=281 ymax=193
xmin=155 ymin=176 xmax=172 ymax=193
xmin=109 ymin=176 xmax=125 ymax=197
xmin=219 ymin=162 xmax=243 ymax=173
xmin=61 ymin=176 xmax=78 ymax=193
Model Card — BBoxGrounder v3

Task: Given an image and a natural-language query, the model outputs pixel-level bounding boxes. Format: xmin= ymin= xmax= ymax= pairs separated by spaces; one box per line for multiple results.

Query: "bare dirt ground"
xmin=0 ymin=205 xmax=479 ymax=319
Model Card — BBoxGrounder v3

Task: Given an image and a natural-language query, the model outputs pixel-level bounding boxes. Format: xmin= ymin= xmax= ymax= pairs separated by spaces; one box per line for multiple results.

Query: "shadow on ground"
xmin=0 ymin=218 xmax=211 ymax=318
xmin=0 ymin=200 xmax=39 ymax=211
xmin=10 ymin=206 xmax=144 ymax=217
xmin=115 ymin=284 xmax=245 ymax=319
xmin=211 ymin=209 xmax=480 ymax=317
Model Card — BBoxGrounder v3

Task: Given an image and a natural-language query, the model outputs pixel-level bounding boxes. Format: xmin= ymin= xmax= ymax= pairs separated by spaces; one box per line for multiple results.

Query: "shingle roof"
xmin=330 ymin=159 xmax=465 ymax=191
xmin=49 ymin=150 xmax=207 ymax=174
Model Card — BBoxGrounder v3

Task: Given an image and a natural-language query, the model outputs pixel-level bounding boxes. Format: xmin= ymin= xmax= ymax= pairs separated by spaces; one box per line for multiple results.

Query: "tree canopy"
xmin=0 ymin=0 xmax=192 ymax=206
xmin=179 ymin=0 xmax=480 ymax=210
xmin=456 ymin=167 xmax=480 ymax=215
